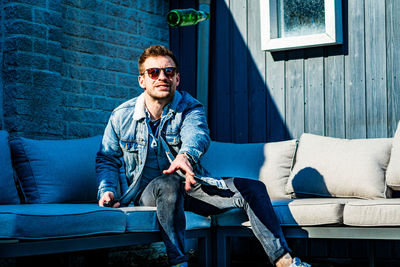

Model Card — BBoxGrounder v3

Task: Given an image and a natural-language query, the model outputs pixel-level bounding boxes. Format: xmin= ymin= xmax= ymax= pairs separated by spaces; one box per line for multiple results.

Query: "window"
xmin=260 ymin=0 xmax=343 ymax=51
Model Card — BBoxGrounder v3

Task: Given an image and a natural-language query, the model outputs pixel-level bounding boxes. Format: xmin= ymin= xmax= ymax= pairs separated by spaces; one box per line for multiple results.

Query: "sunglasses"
xmin=144 ymin=67 xmax=177 ymax=79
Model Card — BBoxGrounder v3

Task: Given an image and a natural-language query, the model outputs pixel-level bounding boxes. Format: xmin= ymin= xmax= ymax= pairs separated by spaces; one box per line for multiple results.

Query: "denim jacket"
xmin=96 ymin=90 xmax=227 ymax=205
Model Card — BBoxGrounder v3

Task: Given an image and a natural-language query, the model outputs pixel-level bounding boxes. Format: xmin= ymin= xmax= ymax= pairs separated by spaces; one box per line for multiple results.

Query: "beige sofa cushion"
xmin=259 ymin=140 xmax=297 ymax=200
xmin=344 ymin=199 xmax=400 ymax=226
xmin=273 ymin=198 xmax=349 ymax=226
xmin=386 ymin=122 xmax=400 ymax=189
xmin=286 ymin=133 xmax=392 ymax=199
xmin=213 ymin=198 xmax=352 ymax=227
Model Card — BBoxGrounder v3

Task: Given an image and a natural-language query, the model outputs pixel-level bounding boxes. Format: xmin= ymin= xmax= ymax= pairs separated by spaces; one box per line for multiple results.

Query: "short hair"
xmin=138 ymin=45 xmax=179 ymax=75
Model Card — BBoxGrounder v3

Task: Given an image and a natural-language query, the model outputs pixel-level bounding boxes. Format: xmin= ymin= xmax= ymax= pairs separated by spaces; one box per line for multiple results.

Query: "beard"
xmin=146 ymin=85 xmax=176 ymax=101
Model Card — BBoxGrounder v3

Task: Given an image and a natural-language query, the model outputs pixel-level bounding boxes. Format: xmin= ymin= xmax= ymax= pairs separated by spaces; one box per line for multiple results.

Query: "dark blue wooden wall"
xmin=171 ymin=0 xmax=400 ymax=143
xmin=169 ymin=0 xmax=198 ymax=99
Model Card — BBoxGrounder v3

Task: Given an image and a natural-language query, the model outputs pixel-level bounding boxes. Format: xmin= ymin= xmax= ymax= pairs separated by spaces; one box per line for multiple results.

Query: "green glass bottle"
xmin=167 ymin=8 xmax=210 ymax=27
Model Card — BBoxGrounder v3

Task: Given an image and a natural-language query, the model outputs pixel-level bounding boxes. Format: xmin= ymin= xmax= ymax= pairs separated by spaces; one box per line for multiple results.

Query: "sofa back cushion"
xmin=286 ymin=133 xmax=392 ymax=199
xmin=259 ymin=140 xmax=297 ymax=200
xmin=10 ymin=136 xmax=102 ymax=204
xmin=0 ymin=131 xmax=20 ymax=204
xmin=386 ymin=122 xmax=400 ymax=189
xmin=201 ymin=141 xmax=265 ymax=180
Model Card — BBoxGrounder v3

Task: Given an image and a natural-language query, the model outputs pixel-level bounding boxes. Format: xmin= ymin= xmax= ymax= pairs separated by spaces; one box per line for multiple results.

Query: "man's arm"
xmin=179 ymin=102 xmax=211 ymax=163
xmin=96 ymin=114 xmax=123 ymax=206
xmin=163 ymin=100 xmax=210 ymax=190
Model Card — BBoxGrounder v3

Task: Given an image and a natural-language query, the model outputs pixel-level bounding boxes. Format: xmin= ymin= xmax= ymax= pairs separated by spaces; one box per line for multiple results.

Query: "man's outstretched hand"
xmin=163 ymin=153 xmax=196 ymax=191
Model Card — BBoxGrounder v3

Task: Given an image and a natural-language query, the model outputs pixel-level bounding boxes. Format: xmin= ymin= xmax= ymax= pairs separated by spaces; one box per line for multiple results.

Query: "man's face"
xmin=138 ymin=56 xmax=180 ymax=101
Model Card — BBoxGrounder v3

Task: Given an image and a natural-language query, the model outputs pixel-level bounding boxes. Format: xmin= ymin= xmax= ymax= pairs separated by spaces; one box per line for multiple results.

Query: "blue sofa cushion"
xmin=119 ymin=207 xmax=211 ymax=232
xmin=0 ymin=204 xmax=126 ymax=239
xmin=10 ymin=136 xmax=102 ymax=203
xmin=201 ymin=141 xmax=265 ymax=180
xmin=0 ymin=131 xmax=20 ymax=204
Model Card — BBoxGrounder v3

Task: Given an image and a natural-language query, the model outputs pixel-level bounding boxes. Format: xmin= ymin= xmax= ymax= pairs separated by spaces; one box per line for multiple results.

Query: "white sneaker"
xmin=289 ymin=257 xmax=311 ymax=267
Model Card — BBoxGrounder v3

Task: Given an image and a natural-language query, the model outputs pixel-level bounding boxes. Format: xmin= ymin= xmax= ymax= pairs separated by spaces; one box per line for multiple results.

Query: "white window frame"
xmin=260 ymin=0 xmax=343 ymax=51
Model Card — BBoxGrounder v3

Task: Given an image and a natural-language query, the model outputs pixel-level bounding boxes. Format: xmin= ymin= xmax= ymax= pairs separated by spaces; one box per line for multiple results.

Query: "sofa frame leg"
xmin=197 ymin=231 xmax=212 ymax=267
xmin=367 ymin=240 xmax=375 ymax=267
xmin=216 ymin=230 xmax=231 ymax=267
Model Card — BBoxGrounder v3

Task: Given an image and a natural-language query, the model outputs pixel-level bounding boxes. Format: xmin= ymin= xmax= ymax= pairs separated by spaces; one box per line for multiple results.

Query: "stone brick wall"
xmin=1 ymin=0 xmax=169 ymax=139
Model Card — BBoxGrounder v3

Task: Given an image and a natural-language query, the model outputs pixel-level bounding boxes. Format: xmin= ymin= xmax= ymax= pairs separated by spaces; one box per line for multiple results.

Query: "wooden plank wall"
xmin=206 ymin=0 xmax=400 ymax=143
xmin=169 ymin=0 xmax=199 ymax=99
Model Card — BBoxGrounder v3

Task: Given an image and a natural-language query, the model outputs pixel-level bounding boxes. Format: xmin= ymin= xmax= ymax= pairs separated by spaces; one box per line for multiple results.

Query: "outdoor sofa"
xmin=0 ymin=121 xmax=399 ymax=267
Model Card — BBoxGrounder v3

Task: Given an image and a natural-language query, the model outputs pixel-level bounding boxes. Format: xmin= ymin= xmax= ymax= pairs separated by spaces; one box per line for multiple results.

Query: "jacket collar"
xmin=132 ymin=90 xmax=182 ymax=121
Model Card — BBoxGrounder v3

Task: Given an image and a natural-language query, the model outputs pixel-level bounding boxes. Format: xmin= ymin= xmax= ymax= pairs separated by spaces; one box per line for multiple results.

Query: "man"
xmin=96 ymin=45 xmax=310 ymax=267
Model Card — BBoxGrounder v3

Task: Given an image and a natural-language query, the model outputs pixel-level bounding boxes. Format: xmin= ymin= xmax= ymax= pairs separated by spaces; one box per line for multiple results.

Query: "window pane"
xmin=278 ymin=0 xmax=325 ymax=37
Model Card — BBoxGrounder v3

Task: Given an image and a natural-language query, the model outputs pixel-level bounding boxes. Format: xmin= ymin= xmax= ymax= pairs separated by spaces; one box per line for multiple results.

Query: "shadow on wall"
xmin=207 ymin=0 xmax=349 ymax=143
xmin=208 ymin=0 xmax=289 ymax=143
xmin=169 ymin=0 xmax=291 ymax=143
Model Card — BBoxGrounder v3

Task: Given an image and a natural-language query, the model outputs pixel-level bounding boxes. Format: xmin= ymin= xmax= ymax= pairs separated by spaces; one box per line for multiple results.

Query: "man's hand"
xmin=163 ymin=153 xmax=196 ymax=191
xmin=98 ymin=191 xmax=120 ymax=208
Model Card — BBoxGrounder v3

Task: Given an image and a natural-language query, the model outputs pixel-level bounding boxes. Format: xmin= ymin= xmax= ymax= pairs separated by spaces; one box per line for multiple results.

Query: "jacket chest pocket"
xmin=120 ymin=140 xmax=139 ymax=152
xmin=163 ymin=133 xmax=181 ymax=157
xmin=120 ymin=140 xmax=140 ymax=169
xmin=165 ymin=134 xmax=181 ymax=146
xmin=164 ymin=124 xmax=180 ymax=144
xmin=164 ymin=132 xmax=181 ymax=146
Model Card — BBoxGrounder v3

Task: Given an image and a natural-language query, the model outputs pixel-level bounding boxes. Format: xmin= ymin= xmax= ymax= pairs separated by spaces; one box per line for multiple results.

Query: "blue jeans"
xmin=138 ymin=174 xmax=291 ymax=265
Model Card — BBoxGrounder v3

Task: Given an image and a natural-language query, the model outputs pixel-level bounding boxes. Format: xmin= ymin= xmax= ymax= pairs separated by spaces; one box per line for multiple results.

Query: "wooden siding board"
xmin=209 ymin=0 xmax=232 ymax=141
xmin=169 ymin=0 xmax=180 ymax=69
xmin=285 ymin=51 xmax=304 ymax=139
xmin=179 ymin=27 xmax=197 ymax=98
xmin=196 ymin=2 xmax=211 ymax=114
xmin=248 ymin=0 xmax=267 ymax=143
xmin=169 ymin=0 xmax=198 ymax=98
xmin=208 ymin=0 xmax=217 ymax=140
xmin=266 ymin=53 xmax=286 ymax=141
xmin=344 ymin=0 xmax=367 ymax=139
xmin=230 ymin=0 xmax=248 ymax=143
xmin=304 ymin=48 xmax=325 ymax=135
xmin=324 ymin=47 xmax=345 ymax=138
xmin=365 ymin=0 xmax=388 ymax=138
xmin=386 ymin=0 xmax=400 ymax=136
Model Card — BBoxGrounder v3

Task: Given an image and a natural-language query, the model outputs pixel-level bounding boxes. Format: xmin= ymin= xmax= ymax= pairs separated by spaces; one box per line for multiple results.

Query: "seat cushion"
xmin=201 ymin=141 xmax=265 ymax=180
xmin=10 ymin=136 xmax=102 ymax=203
xmin=213 ymin=198 xmax=353 ymax=227
xmin=344 ymin=199 xmax=400 ymax=226
xmin=119 ymin=206 xmax=211 ymax=232
xmin=259 ymin=140 xmax=297 ymax=200
xmin=0 ymin=204 xmax=126 ymax=239
xmin=387 ymin=122 xmax=400 ymax=189
xmin=286 ymin=133 xmax=392 ymax=199
xmin=0 ymin=131 xmax=20 ymax=204
xmin=273 ymin=198 xmax=352 ymax=226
